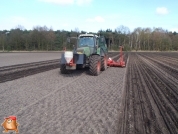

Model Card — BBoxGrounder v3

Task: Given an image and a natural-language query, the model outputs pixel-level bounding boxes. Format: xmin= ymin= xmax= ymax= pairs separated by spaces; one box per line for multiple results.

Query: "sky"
xmin=0 ymin=0 xmax=178 ymax=33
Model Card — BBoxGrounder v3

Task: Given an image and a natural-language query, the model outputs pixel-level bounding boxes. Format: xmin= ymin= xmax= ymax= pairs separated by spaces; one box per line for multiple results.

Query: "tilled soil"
xmin=118 ymin=52 xmax=178 ymax=134
xmin=0 ymin=65 xmax=126 ymax=134
xmin=0 ymin=52 xmax=120 ymax=83
xmin=0 ymin=59 xmax=60 ymax=83
xmin=0 ymin=52 xmax=118 ymax=67
xmin=0 ymin=52 xmax=177 ymax=134
xmin=0 ymin=52 xmax=62 ymax=67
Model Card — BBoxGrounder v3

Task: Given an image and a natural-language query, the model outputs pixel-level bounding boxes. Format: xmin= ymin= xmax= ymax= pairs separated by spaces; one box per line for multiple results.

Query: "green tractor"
xmin=60 ymin=34 xmax=108 ymax=76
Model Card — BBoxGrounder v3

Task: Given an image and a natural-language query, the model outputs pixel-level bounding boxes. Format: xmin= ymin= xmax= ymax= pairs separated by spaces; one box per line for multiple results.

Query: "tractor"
xmin=60 ymin=33 xmax=108 ymax=76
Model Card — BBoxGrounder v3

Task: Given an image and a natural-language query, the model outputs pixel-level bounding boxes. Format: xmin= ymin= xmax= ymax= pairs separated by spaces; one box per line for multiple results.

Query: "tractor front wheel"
xmin=89 ymin=55 xmax=101 ymax=76
xmin=60 ymin=64 xmax=70 ymax=74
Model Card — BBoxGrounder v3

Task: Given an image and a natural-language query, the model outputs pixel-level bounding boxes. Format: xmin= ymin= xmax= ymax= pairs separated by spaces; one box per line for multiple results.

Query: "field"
xmin=0 ymin=52 xmax=61 ymax=67
xmin=0 ymin=52 xmax=177 ymax=134
xmin=118 ymin=52 xmax=178 ymax=134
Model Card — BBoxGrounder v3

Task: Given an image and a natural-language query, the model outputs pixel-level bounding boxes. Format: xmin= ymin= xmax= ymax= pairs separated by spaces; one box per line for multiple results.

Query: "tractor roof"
xmin=79 ymin=34 xmax=98 ymax=38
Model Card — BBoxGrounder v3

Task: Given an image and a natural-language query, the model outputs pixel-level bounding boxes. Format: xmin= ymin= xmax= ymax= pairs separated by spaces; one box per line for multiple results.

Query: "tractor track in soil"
xmin=0 ymin=52 xmax=120 ymax=83
xmin=118 ymin=52 xmax=178 ymax=134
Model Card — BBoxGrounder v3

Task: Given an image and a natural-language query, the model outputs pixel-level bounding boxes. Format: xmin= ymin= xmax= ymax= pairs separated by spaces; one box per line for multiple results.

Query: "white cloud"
xmin=39 ymin=0 xmax=92 ymax=5
xmin=86 ymin=16 xmax=105 ymax=23
xmin=156 ymin=7 xmax=169 ymax=15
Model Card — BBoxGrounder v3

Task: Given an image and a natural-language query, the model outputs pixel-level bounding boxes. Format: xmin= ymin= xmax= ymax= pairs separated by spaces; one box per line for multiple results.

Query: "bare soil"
xmin=118 ymin=52 xmax=178 ymax=134
xmin=0 ymin=52 xmax=62 ymax=67
xmin=0 ymin=52 xmax=177 ymax=134
xmin=0 ymin=54 xmax=126 ymax=134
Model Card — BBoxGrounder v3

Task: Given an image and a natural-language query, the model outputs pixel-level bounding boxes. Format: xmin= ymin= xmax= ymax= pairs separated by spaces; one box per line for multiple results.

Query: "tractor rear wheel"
xmin=60 ymin=64 xmax=70 ymax=74
xmin=101 ymin=56 xmax=107 ymax=71
xmin=89 ymin=55 xmax=101 ymax=76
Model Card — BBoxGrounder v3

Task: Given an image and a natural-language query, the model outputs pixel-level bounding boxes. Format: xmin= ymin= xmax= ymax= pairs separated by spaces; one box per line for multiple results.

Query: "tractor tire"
xmin=60 ymin=64 xmax=70 ymax=74
xmin=101 ymin=56 xmax=107 ymax=71
xmin=89 ymin=55 xmax=101 ymax=76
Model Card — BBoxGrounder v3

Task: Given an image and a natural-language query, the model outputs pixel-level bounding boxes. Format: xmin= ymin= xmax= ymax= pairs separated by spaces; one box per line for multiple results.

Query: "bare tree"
xmin=133 ymin=27 xmax=142 ymax=50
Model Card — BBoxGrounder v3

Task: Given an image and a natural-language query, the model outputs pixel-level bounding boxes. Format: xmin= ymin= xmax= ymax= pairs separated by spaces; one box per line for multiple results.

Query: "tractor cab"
xmin=78 ymin=35 xmax=96 ymax=48
xmin=75 ymin=34 xmax=98 ymax=57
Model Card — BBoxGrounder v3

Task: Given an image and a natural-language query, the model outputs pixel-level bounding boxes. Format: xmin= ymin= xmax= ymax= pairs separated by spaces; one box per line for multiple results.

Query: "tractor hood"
xmin=76 ymin=47 xmax=93 ymax=57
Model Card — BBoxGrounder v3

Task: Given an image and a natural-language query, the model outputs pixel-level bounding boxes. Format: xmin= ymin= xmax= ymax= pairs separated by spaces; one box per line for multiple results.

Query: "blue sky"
xmin=0 ymin=0 xmax=177 ymax=32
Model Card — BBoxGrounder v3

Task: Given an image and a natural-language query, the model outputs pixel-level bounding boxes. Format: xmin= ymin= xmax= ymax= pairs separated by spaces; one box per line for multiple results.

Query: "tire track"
xmin=6 ymin=65 xmax=126 ymax=134
xmin=14 ymin=71 xmax=85 ymax=116
xmin=0 ymin=69 xmax=85 ymax=122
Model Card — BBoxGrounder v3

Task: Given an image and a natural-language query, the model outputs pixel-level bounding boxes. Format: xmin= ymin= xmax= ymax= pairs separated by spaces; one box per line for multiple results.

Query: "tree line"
xmin=0 ymin=25 xmax=177 ymax=51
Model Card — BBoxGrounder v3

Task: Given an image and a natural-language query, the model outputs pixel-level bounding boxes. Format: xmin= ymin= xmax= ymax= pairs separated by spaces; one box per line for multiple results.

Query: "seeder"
xmin=107 ymin=46 xmax=126 ymax=67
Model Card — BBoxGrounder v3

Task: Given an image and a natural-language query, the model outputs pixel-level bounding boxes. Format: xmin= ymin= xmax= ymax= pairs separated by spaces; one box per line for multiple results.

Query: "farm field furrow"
xmin=157 ymin=52 xmax=178 ymax=59
xmin=140 ymin=52 xmax=178 ymax=69
xmin=118 ymin=52 xmax=178 ymax=134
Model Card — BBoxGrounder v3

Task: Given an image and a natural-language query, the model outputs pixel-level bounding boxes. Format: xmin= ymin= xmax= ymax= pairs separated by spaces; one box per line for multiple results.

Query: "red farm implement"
xmin=107 ymin=46 xmax=126 ymax=67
